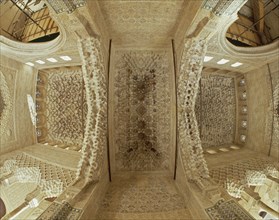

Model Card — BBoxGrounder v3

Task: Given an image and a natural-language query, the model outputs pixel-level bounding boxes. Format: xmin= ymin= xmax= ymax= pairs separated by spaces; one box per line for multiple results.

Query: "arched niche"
xmin=218 ymin=9 xmax=279 ymax=60
xmin=0 ymin=1 xmax=61 ymax=43
xmin=0 ymin=1 xmax=66 ymax=58
xmin=217 ymin=0 xmax=279 ymax=60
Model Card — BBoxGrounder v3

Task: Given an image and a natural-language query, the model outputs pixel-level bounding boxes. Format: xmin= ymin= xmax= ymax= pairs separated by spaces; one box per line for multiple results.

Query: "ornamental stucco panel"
xmin=113 ymin=50 xmax=171 ymax=171
xmin=77 ymin=37 xmax=107 ymax=183
xmin=177 ymin=38 xmax=209 ymax=182
xmin=46 ymin=69 xmax=84 ymax=145
xmin=38 ymin=68 xmax=86 ymax=148
xmin=98 ymin=1 xmax=185 ymax=44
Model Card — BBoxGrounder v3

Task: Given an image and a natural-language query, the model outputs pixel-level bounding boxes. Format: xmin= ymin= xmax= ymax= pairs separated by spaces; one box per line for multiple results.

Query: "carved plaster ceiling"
xmin=113 ymin=50 xmax=171 ymax=171
xmin=97 ymin=175 xmax=190 ymax=219
xmin=98 ymin=0 xmax=185 ymax=45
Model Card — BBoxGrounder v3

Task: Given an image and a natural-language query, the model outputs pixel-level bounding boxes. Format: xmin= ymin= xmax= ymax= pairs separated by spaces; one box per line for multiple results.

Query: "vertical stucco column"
xmin=77 ymin=37 xmax=107 ymax=184
xmin=177 ymin=37 xmax=209 ymax=184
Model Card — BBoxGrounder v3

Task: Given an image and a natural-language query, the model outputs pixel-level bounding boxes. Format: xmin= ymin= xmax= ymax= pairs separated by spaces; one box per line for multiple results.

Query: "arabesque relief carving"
xmin=195 ymin=75 xmax=236 ymax=147
xmin=76 ymin=37 xmax=107 ymax=184
xmin=45 ymin=69 xmax=85 ymax=147
xmin=1 ymin=153 xmax=76 ymax=189
xmin=98 ymin=1 xmax=184 ymax=44
xmin=210 ymin=157 xmax=279 ymax=190
xmin=177 ymin=38 xmax=209 ymax=183
xmin=113 ymin=50 xmax=171 ymax=171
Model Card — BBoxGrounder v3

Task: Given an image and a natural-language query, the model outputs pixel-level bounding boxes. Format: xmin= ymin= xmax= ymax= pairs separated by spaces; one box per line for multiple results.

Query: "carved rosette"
xmin=177 ymin=38 xmax=209 ymax=182
xmin=77 ymin=37 xmax=107 ymax=184
xmin=0 ymin=71 xmax=12 ymax=136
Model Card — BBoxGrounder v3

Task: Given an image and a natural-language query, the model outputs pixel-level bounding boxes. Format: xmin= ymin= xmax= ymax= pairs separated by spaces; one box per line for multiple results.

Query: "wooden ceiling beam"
xmin=252 ymin=0 xmax=265 ymax=33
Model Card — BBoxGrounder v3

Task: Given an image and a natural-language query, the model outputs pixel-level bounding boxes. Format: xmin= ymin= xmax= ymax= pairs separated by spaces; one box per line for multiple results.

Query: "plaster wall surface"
xmin=0 ymin=55 xmax=37 ymax=154
xmin=245 ymin=61 xmax=278 ymax=157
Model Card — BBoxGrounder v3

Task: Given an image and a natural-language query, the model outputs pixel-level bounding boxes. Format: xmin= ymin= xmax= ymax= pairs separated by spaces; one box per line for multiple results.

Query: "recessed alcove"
xmin=0 ymin=0 xmax=60 ymax=43
xmin=226 ymin=0 xmax=279 ymax=47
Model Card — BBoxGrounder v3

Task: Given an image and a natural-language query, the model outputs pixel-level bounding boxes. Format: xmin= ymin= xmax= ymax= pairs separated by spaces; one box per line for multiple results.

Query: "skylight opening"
xmin=26 ymin=62 xmax=34 ymax=66
xmin=231 ymin=62 xmax=243 ymax=67
xmin=204 ymin=56 xmax=213 ymax=62
xmin=46 ymin=58 xmax=58 ymax=63
xmin=36 ymin=60 xmax=45 ymax=64
xmin=60 ymin=56 xmax=72 ymax=61
xmin=217 ymin=59 xmax=229 ymax=65
xmin=230 ymin=145 xmax=240 ymax=150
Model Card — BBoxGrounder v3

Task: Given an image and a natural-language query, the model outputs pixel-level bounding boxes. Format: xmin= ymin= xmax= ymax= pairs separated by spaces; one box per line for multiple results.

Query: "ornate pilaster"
xmin=76 ymin=37 xmax=107 ymax=184
xmin=177 ymin=37 xmax=209 ymax=183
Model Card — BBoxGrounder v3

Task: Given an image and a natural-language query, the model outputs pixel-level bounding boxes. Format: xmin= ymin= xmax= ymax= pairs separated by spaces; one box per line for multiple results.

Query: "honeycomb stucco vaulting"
xmin=113 ymin=50 xmax=171 ymax=171
xmin=43 ymin=69 xmax=85 ymax=147
xmin=195 ymin=75 xmax=236 ymax=147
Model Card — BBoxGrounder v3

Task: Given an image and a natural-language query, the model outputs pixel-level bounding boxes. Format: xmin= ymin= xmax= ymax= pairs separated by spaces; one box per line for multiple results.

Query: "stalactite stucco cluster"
xmin=76 ymin=37 xmax=107 ymax=184
xmin=177 ymin=38 xmax=209 ymax=183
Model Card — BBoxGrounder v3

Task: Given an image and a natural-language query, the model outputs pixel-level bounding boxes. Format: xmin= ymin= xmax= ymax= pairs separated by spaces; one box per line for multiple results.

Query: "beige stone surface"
xmin=0 ymin=0 xmax=279 ymax=219
xmin=0 ymin=144 xmax=80 ymax=170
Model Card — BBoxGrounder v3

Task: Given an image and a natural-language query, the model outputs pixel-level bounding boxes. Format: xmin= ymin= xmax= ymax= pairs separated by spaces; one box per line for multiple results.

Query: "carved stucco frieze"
xmin=271 ymin=71 xmax=279 ymax=156
xmin=46 ymin=0 xmax=86 ymax=14
xmin=37 ymin=201 xmax=82 ymax=220
xmin=203 ymin=0 xmax=246 ymax=16
xmin=177 ymin=37 xmax=209 ymax=183
xmin=76 ymin=37 xmax=107 ymax=184
xmin=205 ymin=199 xmax=254 ymax=220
